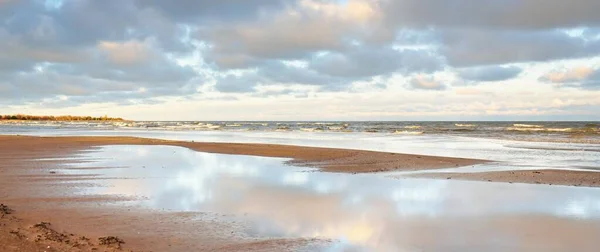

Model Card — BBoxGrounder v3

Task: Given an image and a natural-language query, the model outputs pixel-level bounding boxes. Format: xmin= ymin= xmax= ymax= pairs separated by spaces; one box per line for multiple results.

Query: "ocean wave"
xmin=300 ymin=128 xmax=324 ymax=132
xmin=393 ymin=130 xmax=424 ymax=135
xmin=546 ymin=128 xmax=573 ymax=132
xmin=513 ymin=124 xmax=544 ymax=128
xmin=507 ymin=127 xmax=573 ymax=132
xmin=507 ymin=127 xmax=546 ymax=132
xmin=404 ymin=126 xmax=422 ymax=129
xmin=455 ymin=124 xmax=477 ymax=127
xmin=206 ymin=124 xmax=221 ymax=130
xmin=225 ymin=124 xmax=242 ymax=127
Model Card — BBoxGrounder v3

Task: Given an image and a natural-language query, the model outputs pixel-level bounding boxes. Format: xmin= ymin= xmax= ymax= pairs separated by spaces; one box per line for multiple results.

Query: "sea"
xmin=1 ymin=121 xmax=599 ymax=144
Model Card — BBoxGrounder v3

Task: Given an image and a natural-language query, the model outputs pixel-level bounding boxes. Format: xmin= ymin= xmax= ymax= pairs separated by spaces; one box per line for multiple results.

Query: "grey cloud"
xmin=382 ymin=0 xmax=600 ymax=29
xmin=583 ymin=71 xmax=600 ymax=89
xmin=209 ymin=43 xmax=445 ymax=94
xmin=134 ymin=0 xmax=290 ymax=22
xmin=2 ymin=1 xmax=138 ymax=48
xmin=2 ymin=69 xmax=199 ymax=100
xmin=199 ymin=0 xmax=391 ymax=69
xmin=0 ymin=0 xmax=201 ymax=105
xmin=310 ymin=46 xmax=442 ymax=78
xmin=441 ymin=29 xmax=600 ymax=67
xmin=214 ymin=62 xmax=347 ymax=93
xmin=47 ymin=54 xmax=197 ymax=86
xmin=203 ymin=17 xmax=347 ymax=69
xmin=2 ymin=0 xmax=193 ymax=53
xmin=458 ymin=66 xmax=522 ymax=82
xmin=211 ymin=45 xmax=443 ymax=93
xmin=259 ymin=62 xmax=337 ymax=86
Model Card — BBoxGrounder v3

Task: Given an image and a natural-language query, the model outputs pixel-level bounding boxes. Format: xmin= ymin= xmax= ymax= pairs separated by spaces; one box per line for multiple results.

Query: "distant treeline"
xmin=0 ymin=114 xmax=125 ymax=121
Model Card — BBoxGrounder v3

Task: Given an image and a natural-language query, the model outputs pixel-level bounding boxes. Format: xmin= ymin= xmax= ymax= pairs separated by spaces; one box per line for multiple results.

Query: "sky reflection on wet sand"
xmin=62 ymin=145 xmax=600 ymax=251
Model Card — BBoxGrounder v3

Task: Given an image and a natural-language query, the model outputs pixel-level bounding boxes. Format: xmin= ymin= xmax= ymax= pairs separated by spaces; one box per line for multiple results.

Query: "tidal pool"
xmin=60 ymin=145 xmax=600 ymax=251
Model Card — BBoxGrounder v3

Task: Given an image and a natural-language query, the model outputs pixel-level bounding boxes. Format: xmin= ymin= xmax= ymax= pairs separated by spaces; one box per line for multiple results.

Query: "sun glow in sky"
xmin=1 ymin=0 xmax=599 ymax=120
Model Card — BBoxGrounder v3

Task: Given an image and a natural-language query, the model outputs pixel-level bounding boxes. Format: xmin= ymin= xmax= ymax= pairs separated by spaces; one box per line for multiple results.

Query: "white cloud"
xmin=540 ymin=66 xmax=595 ymax=83
xmin=409 ymin=75 xmax=446 ymax=90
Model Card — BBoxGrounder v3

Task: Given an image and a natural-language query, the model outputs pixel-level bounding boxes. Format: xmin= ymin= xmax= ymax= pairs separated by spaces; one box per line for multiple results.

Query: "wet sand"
xmin=405 ymin=169 xmax=600 ymax=187
xmin=3 ymin=135 xmax=600 ymax=251
xmin=0 ymin=135 xmax=483 ymax=251
xmin=0 ymin=135 xmax=485 ymax=173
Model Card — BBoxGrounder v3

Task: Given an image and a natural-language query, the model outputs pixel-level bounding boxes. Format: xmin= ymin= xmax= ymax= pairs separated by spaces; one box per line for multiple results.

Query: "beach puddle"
xmin=60 ymin=145 xmax=600 ymax=251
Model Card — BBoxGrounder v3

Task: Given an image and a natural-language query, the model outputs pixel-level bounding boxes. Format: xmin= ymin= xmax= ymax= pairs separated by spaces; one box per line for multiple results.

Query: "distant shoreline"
xmin=0 ymin=114 xmax=125 ymax=121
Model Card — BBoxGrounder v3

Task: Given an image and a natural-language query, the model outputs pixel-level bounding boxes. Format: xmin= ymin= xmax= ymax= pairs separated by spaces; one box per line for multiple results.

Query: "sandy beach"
xmin=0 ymin=135 xmax=484 ymax=251
xmin=1 ymin=135 xmax=600 ymax=251
xmin=0 ymin=136 xmax=600 ymax=251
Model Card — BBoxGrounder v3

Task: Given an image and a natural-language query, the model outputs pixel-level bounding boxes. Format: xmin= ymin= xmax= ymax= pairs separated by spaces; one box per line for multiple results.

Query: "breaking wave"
xmin=513 ymin=124 xmax=544 ymax=128
xmin=455 ymin=124 xmax=477 ymax=127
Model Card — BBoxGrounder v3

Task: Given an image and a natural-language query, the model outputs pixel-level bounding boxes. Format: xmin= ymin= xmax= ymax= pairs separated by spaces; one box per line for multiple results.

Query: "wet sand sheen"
xmin=0 ymin=135 xmax=486 ymax=173
xmin=0 ymin=135 xmax=485 ymax=251
xmin=2 ymin=135 xmax=600 ymax=251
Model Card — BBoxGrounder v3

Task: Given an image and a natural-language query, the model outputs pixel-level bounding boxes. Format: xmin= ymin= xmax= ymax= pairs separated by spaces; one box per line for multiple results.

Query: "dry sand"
xmin=0 ymin=135 xmax=483 ymax=251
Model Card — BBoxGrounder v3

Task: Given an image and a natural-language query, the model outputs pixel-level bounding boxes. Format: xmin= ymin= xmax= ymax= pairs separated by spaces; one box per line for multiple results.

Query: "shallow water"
xmin=60 ymin=145 xmax=600 ymax=251
xmin=15 ymin=129 xmax=600 ymax=174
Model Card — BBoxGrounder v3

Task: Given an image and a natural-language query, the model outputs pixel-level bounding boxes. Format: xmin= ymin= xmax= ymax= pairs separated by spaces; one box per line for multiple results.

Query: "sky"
xmin=0 ymin=0 xmax=599 ymax=121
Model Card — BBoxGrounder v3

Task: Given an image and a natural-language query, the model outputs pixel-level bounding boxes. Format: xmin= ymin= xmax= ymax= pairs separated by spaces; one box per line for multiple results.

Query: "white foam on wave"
xmin=507 ymin=127 xmax=545 ymax=132
xmin=507 ymin=127 xmax=573 ymax=132
xmin=455 ymin=124 xmax=477 ymax=127
xmin=546 ymin=128 xmax=573 ymax=132
xmin=300 ymin=128 xmax=324 ymax=132
xmin=393 ymin=130 xmax=424 ymax=135
xmin=328 ymin=126 xmax=345 ymax=131
xmin=513 ymin=124 xmax=544 ymax=128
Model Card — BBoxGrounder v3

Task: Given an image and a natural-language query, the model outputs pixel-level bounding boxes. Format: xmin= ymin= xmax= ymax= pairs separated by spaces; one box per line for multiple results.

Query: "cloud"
xmin=212 ymin=47 xmax=442 ymax=93
xmin=214 ymin=62 xmax=341 ymax=93
xmin=134 ymin=0 xmax=291 ymax=22
xmin=0 ymin=1 xmax=200 ymax=105
xmin=539 ymin=66 xmax=595 ymax=83
xmin=458 ymin=66 xmax=522 ymax=82
xmin=214 ymin=74 xmax=259 ymax=93
xmin=584 ymin=71 xmax=600 ymax=89
xmin=309 ymin=46 xmax=442 ymax=78
xmin=540 ymin=66 xmax=600 ymax=89
xmin=201 ymin=0 xmax=387 ymax=69
xmin=382 ymin=0 xmax=600 ymax=29
xmin=260 ymin=61 xmax=337 ymax=86
xmin=409 ymin=75 xmax=446 ymax=90
xmin=441 ymin=29 xmax=600 ymax=67
xmin=98 ymin=40 xmax=151 ymax=66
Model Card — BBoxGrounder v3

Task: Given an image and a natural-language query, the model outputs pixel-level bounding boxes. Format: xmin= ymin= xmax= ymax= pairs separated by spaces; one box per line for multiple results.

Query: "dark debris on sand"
xmin=99 ymin=236 xmax=125 ymax=248
xmin=2 ymin=205 xmax=128 ymax=251
xmin=32 ymin=222 xmax=70 ymax=243
xmin=0 ymin=203 xmax=13 ymax=217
